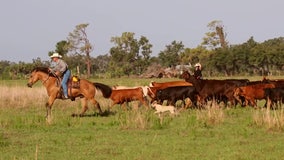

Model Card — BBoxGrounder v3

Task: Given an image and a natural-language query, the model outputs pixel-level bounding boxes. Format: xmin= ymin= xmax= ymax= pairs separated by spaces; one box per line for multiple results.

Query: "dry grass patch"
xmin=196 ymin=100 xmax=225 ymax=126
xmin=253 ymin=107 xmax=284 ymax=131
xmin=0 ymin=86 xmax=47 ymax=108
xmin=117 ymin=109 xmax=153 ymax=130
xmin=114 ymin=104 xmax=174 ymax=130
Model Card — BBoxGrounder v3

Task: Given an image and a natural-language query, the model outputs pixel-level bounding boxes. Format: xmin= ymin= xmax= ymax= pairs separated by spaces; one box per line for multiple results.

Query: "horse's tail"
xmin=93 ymin=82 xmax=112 ymax=98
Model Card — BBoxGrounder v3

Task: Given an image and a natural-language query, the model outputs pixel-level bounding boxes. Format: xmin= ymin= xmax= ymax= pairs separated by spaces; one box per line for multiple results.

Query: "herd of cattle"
xmin=108 ymin=70 xmax=284 ymax=113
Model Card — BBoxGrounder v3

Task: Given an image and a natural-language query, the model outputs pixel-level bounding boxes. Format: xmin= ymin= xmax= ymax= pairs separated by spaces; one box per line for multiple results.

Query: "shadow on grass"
xmin=71 ymin=110 xmax=116 ymax=117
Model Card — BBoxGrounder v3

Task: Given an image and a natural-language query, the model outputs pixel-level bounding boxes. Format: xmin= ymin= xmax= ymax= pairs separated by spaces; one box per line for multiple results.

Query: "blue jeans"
xmin=62 ymin=69 xmax=71 ymax=97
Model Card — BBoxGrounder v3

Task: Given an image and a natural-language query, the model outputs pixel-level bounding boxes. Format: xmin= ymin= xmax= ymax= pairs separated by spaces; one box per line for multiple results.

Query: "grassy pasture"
xmin=1 ymin=78 xmax=284 ymax=159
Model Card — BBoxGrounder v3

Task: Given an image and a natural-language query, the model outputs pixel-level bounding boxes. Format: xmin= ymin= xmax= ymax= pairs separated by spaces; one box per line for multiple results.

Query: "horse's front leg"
xmin=46 ymin=96 xmax=56 ymax=123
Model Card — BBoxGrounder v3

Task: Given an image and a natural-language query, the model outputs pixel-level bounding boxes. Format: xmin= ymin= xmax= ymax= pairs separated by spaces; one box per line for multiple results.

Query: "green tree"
xmin=109 ymin=32 xmax=152 ymax=77
xmin=138 ymin=36 xmax=152 ymax=73
xmin=202 ymin=20 xmax=228 ymax=49
xmin=48 ymin=40 xmax=69 ymax=58
xmin=64 ymin=54 xmax=85 ymax=75
xmin=67 ymin=23 xmax=93 ymax=78
xmin=0 ymin=60 xmax=11 ymax=78
xmin=180 ymin=45 xmax=210 ymax=66
xmin=158 ymin=41 xmax=184 ymax=67
xmin=92 ymin=54 xmax=110 ymax=75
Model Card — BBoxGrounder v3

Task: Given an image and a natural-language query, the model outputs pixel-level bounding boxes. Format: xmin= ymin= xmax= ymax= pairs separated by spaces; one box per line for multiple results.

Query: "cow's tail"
xmin=93 ymin=82 xmax=112 ymax=98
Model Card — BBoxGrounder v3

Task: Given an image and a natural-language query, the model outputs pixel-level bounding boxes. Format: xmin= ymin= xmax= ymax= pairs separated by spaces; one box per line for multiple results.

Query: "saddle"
xmin=68 ymin=75 xmax=80 ymax=89
xmin=57 ymin=75 xmax=80 ymax=101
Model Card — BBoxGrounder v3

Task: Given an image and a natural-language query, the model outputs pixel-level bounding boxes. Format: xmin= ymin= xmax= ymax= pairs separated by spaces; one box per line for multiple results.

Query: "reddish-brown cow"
xmin=109 ymin=87 xmax=148 ymax=109
xmin=233 ymin=83 xmax=275 ymax=108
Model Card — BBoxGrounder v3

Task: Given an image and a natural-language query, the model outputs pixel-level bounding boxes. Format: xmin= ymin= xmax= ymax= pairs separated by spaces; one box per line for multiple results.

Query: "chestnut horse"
xmin=27 ymin=67 xmax=112 ymax=122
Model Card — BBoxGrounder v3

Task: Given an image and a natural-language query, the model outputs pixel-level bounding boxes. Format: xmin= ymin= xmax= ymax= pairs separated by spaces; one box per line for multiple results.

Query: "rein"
xmin=51 ymin=71 xmax=61 ymax=87
xmin=42 ymin=71 xmax=61 ymax=87
xmin=42 ymin=74 xmax=50 ymax=84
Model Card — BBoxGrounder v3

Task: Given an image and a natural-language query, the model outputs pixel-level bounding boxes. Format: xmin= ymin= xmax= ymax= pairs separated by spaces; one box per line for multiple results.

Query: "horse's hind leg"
xmin=90 ymin=98 xmax=103 ymax=114
xmin=78 ymin=97 xmax=88 ymax=116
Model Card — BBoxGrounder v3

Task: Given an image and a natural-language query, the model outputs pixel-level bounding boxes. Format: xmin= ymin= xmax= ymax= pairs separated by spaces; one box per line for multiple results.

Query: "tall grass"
xmin=196 ymin=100 xmax=225 ymax=126
xmin=253 ymin=106 xmax=284 ymax=131
xmin=116 ymin=108 xmax=174 ymax=130
xmin=0 ymin=85 xmax=47 ymax=108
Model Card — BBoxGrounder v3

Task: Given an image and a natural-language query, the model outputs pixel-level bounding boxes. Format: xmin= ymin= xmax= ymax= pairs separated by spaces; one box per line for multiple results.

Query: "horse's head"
xmin=180 ymin=70 xmax=201 ymax=88
xmin=27 ymin=67 xmax=49 ymax=88
xmin=180 ymin=70 xmax=191 ymax=80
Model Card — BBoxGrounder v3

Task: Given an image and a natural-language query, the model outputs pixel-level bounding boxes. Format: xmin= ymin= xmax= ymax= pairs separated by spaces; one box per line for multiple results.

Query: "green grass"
xmin=2 ymin=106 xmax=284 ymax=160
xmin=1 ymin=78 xmax=284 ymax=159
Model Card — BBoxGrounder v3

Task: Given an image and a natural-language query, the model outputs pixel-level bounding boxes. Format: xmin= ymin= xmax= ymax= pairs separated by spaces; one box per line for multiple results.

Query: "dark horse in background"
xmin=27 ymin=67 xmax=112 ymax=123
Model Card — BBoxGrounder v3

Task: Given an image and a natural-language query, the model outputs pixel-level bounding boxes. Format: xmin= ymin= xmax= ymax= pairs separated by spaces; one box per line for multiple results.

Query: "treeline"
xmin=1 ymin=36 xmax=283 ymax=80
xmin=1 ymin=20 xmax=284 ymax=79
xmin=200 ymin=36 xmax=284 ymax=77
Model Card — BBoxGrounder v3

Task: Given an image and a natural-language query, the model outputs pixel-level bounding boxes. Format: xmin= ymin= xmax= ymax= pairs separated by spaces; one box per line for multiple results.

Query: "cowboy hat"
xmin=194 ymin=63 xmax=201 ymax=67
xmin=50 ymin=53 xmax=62 ymax=58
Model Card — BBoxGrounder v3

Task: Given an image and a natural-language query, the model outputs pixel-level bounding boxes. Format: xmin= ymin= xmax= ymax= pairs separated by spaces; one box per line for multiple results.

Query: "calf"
xmin=109 ymin=87 xmax=148 ymax=109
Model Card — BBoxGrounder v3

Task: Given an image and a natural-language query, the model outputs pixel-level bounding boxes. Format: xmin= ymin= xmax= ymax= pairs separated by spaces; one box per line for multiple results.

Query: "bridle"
xmin=41 ymin=70 xmax=60 ymax=86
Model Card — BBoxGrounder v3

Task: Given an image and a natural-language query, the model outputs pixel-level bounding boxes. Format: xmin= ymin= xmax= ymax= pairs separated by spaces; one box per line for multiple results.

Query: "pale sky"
xmin=0 ymin=0 xmax=283 ymax=62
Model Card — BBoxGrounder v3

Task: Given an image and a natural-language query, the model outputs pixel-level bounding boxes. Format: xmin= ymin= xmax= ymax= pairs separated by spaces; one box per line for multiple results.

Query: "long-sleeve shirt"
xmin=194 ymin=69 xmax=202 ymax=79
xmin=50 ymin=59 xmax=68 ymax=73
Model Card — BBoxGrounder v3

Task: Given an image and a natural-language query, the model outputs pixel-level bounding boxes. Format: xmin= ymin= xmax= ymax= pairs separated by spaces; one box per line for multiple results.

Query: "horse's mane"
xmin=32 ymin=67 xmax=48 ymax=73
xmin=32 ymin=67 xmax=60 ymax=78
xmin=32 ymin=67 xmax=49 ymax=74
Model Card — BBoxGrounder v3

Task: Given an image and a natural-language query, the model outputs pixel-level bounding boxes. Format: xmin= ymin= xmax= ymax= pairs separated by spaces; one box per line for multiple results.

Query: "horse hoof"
xmin=71 ymin=113 xmax=78 ymax=117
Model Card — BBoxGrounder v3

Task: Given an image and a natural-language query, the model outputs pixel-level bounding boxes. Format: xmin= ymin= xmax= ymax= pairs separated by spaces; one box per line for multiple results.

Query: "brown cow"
xmin=109 ymin=87 xmax=148 ymax=109
xmin=233 ymin=83 xmax=275 ymax=108
xmin=261 ymin=78 xmax=284 ymax=88
xmin=181 ymin=70 xmax=245 ymax=106
xmin=112 ymin=85 xmax=149 ymax=97
xmin=264 ymin=87 xmax=284 ymax=109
